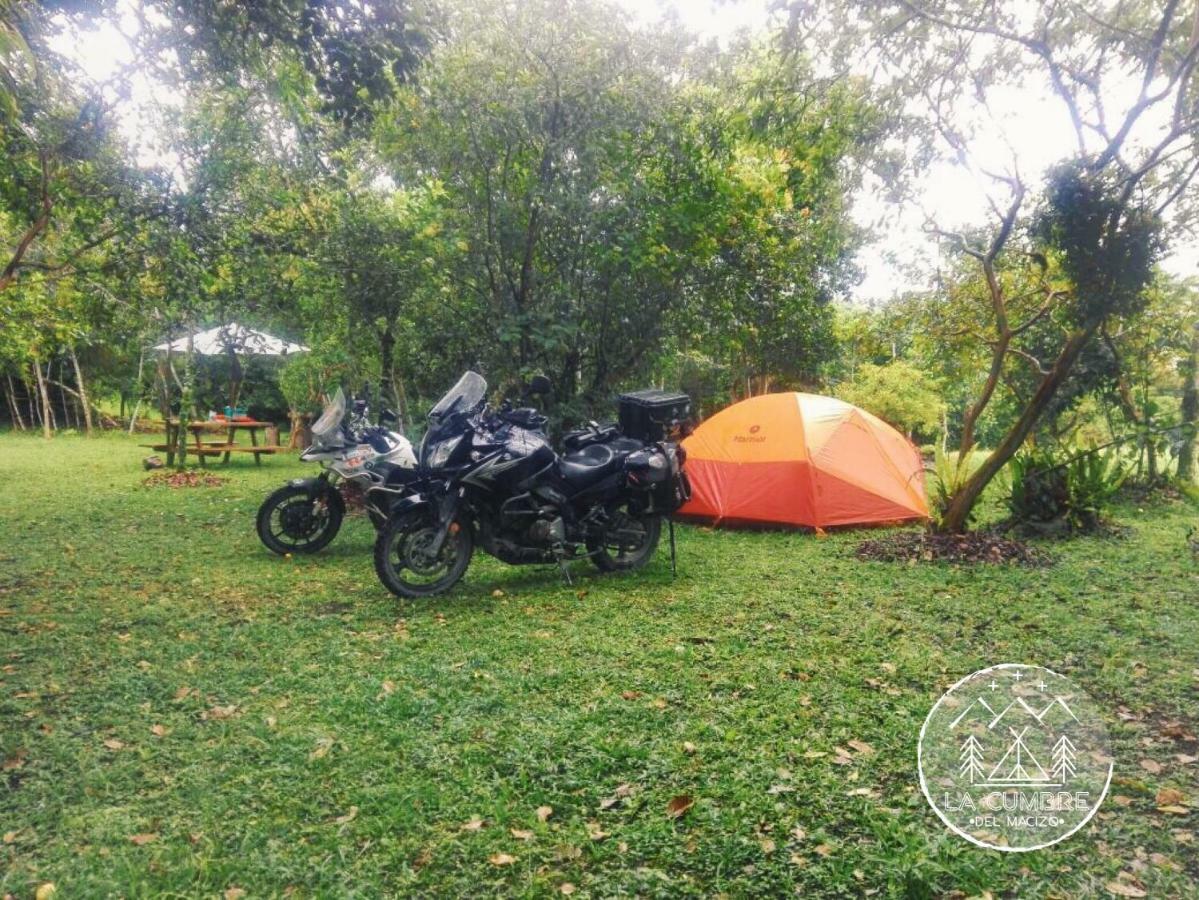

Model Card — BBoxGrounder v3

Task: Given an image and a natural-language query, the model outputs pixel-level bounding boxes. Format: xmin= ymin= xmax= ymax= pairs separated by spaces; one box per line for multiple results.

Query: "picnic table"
xmin=143 ymin=418 xmax=283 ymax=466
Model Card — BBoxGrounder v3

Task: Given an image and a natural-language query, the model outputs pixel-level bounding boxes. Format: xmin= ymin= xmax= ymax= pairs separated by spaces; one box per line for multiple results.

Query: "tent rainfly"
xmin=678 ymin=392 xmax=928 ymax=528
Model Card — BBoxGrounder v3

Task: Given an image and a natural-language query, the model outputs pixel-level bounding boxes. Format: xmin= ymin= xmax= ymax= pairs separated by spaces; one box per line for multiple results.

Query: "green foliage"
xmin=927 ymin=447 xmax=981 ymax=524
xmin=1007 ymin=444 xmax=1127 ymax=532
xmin=3 ymin=432 xmax=1197 ymax=895
xmin=1036 ymin=162 xmax=1164 ymax=328
xmin=834 ymin=360 xmax=944 ymax=439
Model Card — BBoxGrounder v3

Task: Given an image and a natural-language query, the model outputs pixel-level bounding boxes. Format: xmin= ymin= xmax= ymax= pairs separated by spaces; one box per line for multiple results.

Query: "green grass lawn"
xmin=1 ymin=432 xmax=1196 ymax=898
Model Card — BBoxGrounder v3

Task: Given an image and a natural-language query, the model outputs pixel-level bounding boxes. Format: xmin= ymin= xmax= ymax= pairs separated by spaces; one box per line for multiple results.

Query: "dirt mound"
xmin=855 ymin=530 xmax=1051 ymax=567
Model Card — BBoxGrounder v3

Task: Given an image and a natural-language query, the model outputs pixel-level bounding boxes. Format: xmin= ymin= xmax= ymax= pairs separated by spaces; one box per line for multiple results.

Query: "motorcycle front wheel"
xmin=587 ymin=503 xmax=662 ymax=572
xmin=256 ymin=484 xmax=345 ymax=555
xmin=374 ymin=510 xmax=474 ymax=598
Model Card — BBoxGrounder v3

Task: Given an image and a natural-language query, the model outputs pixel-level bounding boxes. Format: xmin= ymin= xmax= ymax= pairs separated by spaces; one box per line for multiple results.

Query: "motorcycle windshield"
xmin=311 ymin=388 xmax=346 ymax=441
xmin=429 ymin=371 xmax=487 ymax=421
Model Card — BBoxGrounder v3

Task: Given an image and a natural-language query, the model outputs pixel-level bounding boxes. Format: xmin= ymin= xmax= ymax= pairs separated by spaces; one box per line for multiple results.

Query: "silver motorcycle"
xmin=256 ymin=387 xmax=417 ymax=555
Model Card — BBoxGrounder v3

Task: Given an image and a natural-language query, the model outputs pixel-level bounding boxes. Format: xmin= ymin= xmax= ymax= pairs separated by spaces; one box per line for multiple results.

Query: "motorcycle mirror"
xmin=527 ymin=374 xmax=552 ymax=397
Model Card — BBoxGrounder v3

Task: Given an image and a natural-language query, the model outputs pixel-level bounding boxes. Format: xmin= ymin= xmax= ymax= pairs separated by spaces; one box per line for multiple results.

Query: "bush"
xmin=1007 ymin=445 xmax=1127 ymax=532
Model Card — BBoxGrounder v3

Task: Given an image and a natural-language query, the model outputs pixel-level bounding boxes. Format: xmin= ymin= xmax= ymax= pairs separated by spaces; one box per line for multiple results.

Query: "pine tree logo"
xmin=1051 ymin=735 xmax=1077 ymax=783
xmin=959 ymin=734 xmax=986 ymax=783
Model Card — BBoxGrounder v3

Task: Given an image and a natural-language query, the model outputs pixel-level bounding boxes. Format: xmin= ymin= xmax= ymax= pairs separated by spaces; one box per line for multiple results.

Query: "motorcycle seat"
xmin=559 ymin=442 xmax=624 ymax=485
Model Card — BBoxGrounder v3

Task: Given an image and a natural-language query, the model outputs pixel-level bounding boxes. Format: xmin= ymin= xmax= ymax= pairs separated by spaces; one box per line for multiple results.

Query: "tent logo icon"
xmin=918 ymin=664 xmax=1113 ymax=852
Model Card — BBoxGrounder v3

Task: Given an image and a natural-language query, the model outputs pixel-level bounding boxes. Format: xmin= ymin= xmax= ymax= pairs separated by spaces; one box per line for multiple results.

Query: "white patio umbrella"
xmin=153 ymin=323 xmax=308 ymax=415
xmin=153 ymin=322 xmax=308 ymax=356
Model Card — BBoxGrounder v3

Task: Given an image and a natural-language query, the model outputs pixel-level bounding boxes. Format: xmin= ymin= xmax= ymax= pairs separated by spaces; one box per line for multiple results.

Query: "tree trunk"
xmin=174 ymin=332 xmax=196 ymax=469
xmin=938 ymin=324 xmax=1096 ymax=533
xmin=26 ymin=376 xmax=39 ymax=426
xmin=32 ymin=359 xmax=53 ymax=439
xmin=1178 ymin=322 xmax=1199 ymax=483
xmin=5 ymin=374 xmax=25 ymax=430
xmin=69 ymin=347 xmax=93 ymax=436
xmin=379 ymin=326 xmax=396 ymax=415
xmin=128 ymin=347 xmax=146 ymax=435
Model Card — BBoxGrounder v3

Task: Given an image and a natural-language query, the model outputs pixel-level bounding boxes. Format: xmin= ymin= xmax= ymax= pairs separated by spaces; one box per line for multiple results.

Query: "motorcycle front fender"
xmin=288 ymin=473 xmax=333 ymax=500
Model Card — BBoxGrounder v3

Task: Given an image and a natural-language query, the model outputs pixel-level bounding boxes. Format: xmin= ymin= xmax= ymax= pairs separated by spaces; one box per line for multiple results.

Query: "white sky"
xmin=626 ymin=0 xmax=1199 ymax=303
xmin=56 ymin=0 xmax=1199 ymax=304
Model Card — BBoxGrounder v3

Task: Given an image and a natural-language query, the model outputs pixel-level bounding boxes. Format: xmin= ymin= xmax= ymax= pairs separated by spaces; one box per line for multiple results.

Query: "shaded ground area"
xmin=856 ymin=530 xmax=1053 ymax=567
xmin=1 ymin=433 xmax=1196 ymax=897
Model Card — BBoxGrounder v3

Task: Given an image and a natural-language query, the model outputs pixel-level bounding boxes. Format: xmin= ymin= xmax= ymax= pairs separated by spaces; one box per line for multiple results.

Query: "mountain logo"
xmin=918 ymin=663 xmax=1113 ymax=852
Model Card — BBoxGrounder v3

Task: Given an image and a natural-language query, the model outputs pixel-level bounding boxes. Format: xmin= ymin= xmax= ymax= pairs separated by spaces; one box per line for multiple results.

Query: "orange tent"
xmin=679 ymin=392 xmax=928 ymax=528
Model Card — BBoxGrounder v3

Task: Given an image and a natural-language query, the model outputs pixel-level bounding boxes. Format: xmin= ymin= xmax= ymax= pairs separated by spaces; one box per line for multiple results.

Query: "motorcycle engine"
xmin=526 ymin=514 xmax=565 ymax=546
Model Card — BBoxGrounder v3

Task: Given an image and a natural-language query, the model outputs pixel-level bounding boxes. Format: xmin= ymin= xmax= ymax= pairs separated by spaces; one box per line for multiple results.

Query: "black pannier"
xmin=618 ymin=389 xmax=692 ymax=442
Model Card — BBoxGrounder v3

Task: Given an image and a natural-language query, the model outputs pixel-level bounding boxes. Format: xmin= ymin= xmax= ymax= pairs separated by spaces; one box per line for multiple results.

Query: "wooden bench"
xmin=152 ymin=419 xmax=282 ymax=466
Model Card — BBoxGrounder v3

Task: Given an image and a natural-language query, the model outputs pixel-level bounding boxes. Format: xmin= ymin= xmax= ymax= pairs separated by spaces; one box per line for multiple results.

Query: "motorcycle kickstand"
xmin=667 ymin=517 xmax=678 ymax=577
xmin=554 ymin=546 xmax=573 ymax=587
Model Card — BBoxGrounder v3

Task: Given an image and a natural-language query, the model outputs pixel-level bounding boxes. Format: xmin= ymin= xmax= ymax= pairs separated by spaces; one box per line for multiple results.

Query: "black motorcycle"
xmin=372 ymin=371 xmax=691 ymax=598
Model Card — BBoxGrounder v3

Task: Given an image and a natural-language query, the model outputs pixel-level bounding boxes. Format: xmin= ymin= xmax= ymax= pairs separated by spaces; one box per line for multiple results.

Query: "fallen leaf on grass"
xmin=790 ymin=826 xmax=807 ymax=841
xmin=1139 ymin=759 xmax=1163 ymax=775
xmin=1156 ymin=788 xmax=1186 ymax=807
xmin=536 ymin=805 xmax=553 ymax=822
xmin=3 ymin=830 xmax=18 ymax=843
xmin=489 ymin=852 xmax=517 ymax=866
xmin=1158 ymin=805 xmax=1189 ymax=815
xmin=510 ymin=828 xmax=533 ymax=840
xmin=204 ymin=704 xmax=238 ymax=720
xmin=682 ymin=741 xmax=696 ymax=755
xmin=3 ymin=750 xmax=27 ymax=769
xmin=759 ymin=837 xmax=776 ymax=854
xmin=847 ymin=740 xmax=875 ymax=756
xmin=1105 ymin=879 xmax=1148 ymax=898
xmin=34 ymin=884 xmax=55 ymax=900
xmin=224 ymin=889 xmax=246 ymax=900
xmin=150 ymin=724 xmax=168 ymax=737
xmin=666 ymin=795 xmax=694 ymax=819
xmin=377 ymin=680 xmax=396 ymax=700
xmin=462 ymin=816 xmax=486 ymax=832
xmin=334 ymin=806 xmax=359 ymax=825
xmin=621 ymin=690 xmax=642 ymax=701
xmin=559 ymin=884 xmax=576 ymax=895
xmin=309 ymin=737 xmax=334 ymax=760
xmin=103 ymin=739 xmax=125 ymax=751
xmin=129 ymin=833 xmax=157 ymax=845
xmin=814 ymin=843 xmax=835 ymax=857
xmin=587 ymin=821 xmax=609 ymax=841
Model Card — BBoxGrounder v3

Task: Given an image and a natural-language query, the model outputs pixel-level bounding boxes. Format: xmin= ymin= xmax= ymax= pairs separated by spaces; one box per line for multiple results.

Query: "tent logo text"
xmin=733 ymin=424 xmax=766 ymax=443
xmin=917 ymin=663 xmax=1112 ymax=851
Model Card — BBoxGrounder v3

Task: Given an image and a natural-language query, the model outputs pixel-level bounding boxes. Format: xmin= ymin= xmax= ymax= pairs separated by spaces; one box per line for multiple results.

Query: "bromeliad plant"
xmin=1006 ymin=444 xmax=1127 ymax=533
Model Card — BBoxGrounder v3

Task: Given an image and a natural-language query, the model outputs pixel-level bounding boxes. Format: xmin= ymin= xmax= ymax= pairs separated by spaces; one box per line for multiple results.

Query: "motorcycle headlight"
xmin=426 ymin=435 xmax=463 ymax=469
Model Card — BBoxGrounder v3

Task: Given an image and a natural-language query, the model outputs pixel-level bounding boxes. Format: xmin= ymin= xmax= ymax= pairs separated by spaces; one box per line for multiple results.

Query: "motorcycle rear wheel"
xmin=256 ymin=485 xmax=344 ymax=555
xmin=588 ymin=504 xmax=661 ymax=572
xmin=374 ymin=510 xmax=474 ymax=598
